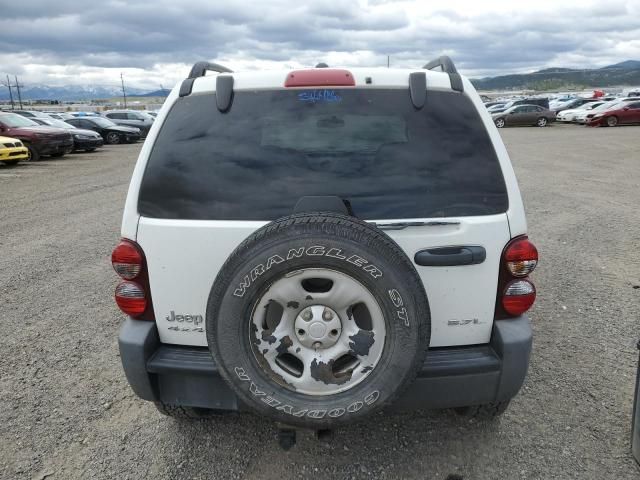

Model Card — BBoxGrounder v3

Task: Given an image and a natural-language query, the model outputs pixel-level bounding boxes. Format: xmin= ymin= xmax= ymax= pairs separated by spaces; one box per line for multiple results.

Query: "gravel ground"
xmin=1 ymin=126 xmax=640 ymax=480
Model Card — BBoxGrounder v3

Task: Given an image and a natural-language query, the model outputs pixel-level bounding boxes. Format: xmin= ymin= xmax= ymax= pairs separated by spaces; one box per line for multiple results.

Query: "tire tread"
xmin=207 ymin=212 xmax=430 ymax=426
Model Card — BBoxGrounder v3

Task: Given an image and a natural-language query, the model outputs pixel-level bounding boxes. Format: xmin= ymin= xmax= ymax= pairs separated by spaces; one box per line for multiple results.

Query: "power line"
xmin=14 ymin=75 xmax=24 ymax=109
xmin=2 ymin=75 xmax=15 ymax=109
xmin=120 ymin=72 xmax=127 ymax=108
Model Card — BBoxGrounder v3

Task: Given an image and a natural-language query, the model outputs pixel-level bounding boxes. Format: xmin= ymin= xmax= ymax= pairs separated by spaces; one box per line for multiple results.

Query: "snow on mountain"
xmin=0 ymin=84 xmax=154 ymax=101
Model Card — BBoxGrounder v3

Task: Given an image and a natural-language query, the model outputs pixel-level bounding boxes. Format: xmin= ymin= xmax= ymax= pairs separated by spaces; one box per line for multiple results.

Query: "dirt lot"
xmin=1 ymin=126 xmax=640 ymax=479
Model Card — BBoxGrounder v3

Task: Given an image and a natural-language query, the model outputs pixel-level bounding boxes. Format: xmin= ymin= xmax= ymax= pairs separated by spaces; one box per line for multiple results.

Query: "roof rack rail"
xmin=422 ymin=56 xmax=463 ymax=93
xmin=187 ymin=61 xmax=233 ymax=78
xmin=180 ymin=61 xmax=233 ymax=98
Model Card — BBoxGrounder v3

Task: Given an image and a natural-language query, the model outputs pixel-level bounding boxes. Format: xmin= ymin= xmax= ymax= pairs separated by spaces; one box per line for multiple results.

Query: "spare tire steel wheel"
xmin=206 ymin=213 xmax=430 ymax=428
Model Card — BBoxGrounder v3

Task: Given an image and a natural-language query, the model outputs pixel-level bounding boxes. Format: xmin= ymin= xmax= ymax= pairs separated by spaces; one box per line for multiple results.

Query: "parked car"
xmin=579 ymin=97 xmax=640 ymax=124
xmin=493 ymin=104 xmax=556 ymax=128
xmin=102 ymin=110 xmax=154 ymax=137
xmin=65 ymin=117 xmax=141 ymax=144
xmin=551 ymin=98 xmax=598 ymax=114
xmin=146 ymin=111 xmax=158 ymax=118
xmin=587 ymin=101 xmax=640 ymax=127
xmin=575 ymin=100 xmax=621 ymax=124
xmin=490 ymin=98 xmax=550 ymax=114
xmin=487 ymin=103 xmax=508 ymax=113
xmin=114 ymin=58 xmax=537 ymax=439
xmin=0 ymin=135 xmax=29 ymax=165
xmin=45 ymin=112 xmax=75 ymax=121
xmin=556 ymin=101 xmax=606 ymax=123
xmin=30 ymin=117 xmax=104 ymax=152
xmin=68 ymin=111 xmax=102 ymax=117
xmin=11 ymin=110 xmax=53 ymax=119
xmin=0 ymin=112 xmax=74 ymax=161
xmin=484 ymin=101 xmax=505 ymax=109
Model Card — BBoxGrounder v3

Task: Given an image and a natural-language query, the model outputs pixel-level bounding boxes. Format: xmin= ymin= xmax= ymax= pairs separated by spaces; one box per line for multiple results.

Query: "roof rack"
xmin=423 ymin=56 xmax=463 ymax=93
xmin=188 ymin=61 xmax=233 ymax=78
xmin=179 ymin=61 xmax=233 ymax=99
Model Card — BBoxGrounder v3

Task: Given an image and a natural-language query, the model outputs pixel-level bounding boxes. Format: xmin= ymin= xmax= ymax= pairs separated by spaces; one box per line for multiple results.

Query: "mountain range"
xmin=0 ymin=84 xmax=169 ymax=101
xmin=471 ymin=60 xmax=640 ymax=91
xmin=2 ymin=60 xmax=639 ymax=100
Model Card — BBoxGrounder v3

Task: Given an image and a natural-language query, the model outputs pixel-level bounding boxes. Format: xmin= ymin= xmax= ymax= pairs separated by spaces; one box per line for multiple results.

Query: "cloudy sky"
xmin=1 ymin=0 xmax=639 ymax=89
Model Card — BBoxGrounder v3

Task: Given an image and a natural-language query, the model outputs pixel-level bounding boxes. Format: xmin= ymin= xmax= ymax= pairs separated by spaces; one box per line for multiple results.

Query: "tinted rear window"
xmin=139 ymin=89 xmax=507 ymax=220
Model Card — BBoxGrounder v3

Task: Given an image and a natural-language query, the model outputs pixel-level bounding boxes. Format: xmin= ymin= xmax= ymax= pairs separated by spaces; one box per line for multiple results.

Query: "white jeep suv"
xmin=114 ymin=57 xmax=538 ymax=438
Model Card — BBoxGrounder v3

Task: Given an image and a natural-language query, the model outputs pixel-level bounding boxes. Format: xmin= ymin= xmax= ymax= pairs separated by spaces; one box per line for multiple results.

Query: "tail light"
xmin=502 ymin=280 xmax=536 ymax=316
xmin=496 ymin=236 xmax=538 ymax=318
xmin=111 ymin=239 xmax=154 ymax=320
xmin=115 ymin=281 xmax=147 ymax=316
xmin=111 ymin=240 xmax=143 ymax=279
xmin=504 ymin=237 xmax=538 ymax=277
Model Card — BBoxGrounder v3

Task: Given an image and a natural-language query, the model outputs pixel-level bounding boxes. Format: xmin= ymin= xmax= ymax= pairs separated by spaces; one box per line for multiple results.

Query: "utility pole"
xmin=120 ymin=72 xmax=127 ymax=108
xmin=387 ymin=55 xmax=390 ymax=68
xmin=14 ymin=75 xmax=23 ymax=109
xmin=3 ymin=75 xmax=15 ymax=109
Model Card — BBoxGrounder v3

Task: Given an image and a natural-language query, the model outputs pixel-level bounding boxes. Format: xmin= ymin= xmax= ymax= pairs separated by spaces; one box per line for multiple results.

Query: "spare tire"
xmin=206 ymin=213 xmax=430 ymax=428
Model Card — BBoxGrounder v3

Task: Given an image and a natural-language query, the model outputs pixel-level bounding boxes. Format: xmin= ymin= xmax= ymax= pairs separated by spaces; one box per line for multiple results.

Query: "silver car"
xmin=102 ymin=110 xmax=154 ymax=137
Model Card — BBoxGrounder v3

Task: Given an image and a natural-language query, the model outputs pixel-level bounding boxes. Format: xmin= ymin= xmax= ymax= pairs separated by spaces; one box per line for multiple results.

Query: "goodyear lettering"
xmin=234 ymin=367 xmax=380 ymax=420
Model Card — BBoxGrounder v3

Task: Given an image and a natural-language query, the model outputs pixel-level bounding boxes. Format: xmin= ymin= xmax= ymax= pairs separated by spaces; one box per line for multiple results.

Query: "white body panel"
xmin=137 ymin=214 xmax=510 ymax=347
xmin=123 ymin=67 xmax=527 ymax=348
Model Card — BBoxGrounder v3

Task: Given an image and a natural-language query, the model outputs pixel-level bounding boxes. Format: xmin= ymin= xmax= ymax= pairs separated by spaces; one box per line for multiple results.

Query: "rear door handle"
xmin=414 ymin=246 xmax=486 ymax=267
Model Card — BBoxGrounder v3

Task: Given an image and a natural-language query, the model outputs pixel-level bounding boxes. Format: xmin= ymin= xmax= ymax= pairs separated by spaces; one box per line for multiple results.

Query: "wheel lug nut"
xmin=322 ymin=309 xmax=333 ymax=321
xmin=302 ymin=310 xmax=313 ymax=321
xmin=312 ymin=341 xmax=322 ymax=349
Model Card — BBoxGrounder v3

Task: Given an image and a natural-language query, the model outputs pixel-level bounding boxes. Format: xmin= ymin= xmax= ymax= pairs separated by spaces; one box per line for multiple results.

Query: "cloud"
xmin=0 ymin=0 xmax=639 ymax=88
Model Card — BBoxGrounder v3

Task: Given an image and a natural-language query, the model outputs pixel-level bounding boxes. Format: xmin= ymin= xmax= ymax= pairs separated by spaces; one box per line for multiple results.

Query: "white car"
xmin=113 ymin=58 xmax=537 ymax=443
xmin=556 ymin=101 xmax=606 ymax=122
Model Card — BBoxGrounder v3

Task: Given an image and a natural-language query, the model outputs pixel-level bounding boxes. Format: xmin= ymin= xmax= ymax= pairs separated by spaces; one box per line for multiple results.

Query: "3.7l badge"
xmin=447 ymin=318 xmax=485 ymax=326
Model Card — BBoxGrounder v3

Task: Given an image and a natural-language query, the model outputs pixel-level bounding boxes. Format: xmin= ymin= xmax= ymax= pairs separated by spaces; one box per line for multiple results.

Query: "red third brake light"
xmin=284 ymin=69 xmax=355 ymax=87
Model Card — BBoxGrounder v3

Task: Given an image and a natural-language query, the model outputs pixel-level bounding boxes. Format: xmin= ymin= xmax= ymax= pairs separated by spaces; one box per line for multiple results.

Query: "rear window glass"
xmin=138 ymin=89 xmax=507 ymax=220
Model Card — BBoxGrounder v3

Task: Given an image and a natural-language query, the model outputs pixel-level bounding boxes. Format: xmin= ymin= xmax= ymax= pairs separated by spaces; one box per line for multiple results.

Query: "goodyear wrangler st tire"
xmin=206 ymin=213 xmax=430 ymax=428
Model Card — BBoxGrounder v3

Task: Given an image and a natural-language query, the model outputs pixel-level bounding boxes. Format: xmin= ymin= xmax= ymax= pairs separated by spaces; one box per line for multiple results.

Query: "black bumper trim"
xmin=119 ymin=316 xmax=532 ymax=412
xmin=148 ymin=346 xmax=216 ymax=375
xmin=148 ymin=344 xmax=501 ymax=378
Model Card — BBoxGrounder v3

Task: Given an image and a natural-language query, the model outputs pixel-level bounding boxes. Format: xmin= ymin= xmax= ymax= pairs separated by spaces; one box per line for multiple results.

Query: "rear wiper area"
xmin=372 ymin=220 xmax=460 ymax=231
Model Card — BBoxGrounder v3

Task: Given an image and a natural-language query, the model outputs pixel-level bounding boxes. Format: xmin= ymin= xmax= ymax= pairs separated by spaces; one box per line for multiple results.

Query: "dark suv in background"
xmin=103 ymin=110 xmax=154 ymax=137
xmin=66 ymin=117 xmax=141 ymax=144
xmin=0 ymin=112 xmax=74 ymax=161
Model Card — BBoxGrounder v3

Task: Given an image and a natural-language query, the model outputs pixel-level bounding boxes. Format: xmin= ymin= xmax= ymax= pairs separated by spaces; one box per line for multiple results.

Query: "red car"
xmin=587 ymin=101 xmax=640 ymax=127
xmin=0 ymin=112 xmax=74 ymax=161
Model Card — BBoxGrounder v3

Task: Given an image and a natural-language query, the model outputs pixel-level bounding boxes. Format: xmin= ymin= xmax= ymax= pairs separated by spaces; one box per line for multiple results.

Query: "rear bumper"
xmin=118 ymin=316 xmax=532 ymax=412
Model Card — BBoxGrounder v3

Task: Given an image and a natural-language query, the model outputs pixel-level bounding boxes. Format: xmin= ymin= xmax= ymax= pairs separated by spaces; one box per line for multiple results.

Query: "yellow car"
xmin=0 ymin=136 xmax=29 ymax=165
